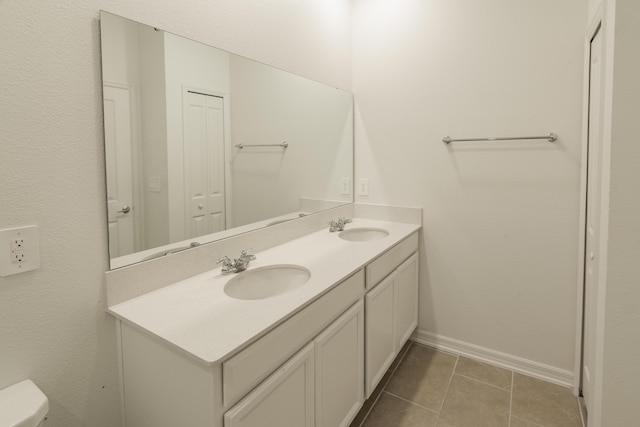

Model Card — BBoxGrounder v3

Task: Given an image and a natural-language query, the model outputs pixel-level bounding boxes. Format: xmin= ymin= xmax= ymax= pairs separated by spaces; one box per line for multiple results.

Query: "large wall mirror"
xmin=100 ymin=11 xmax=353 ymax=269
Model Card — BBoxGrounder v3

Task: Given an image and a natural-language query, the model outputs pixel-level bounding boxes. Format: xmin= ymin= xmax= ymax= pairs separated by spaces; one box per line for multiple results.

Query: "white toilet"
xmin=0 ymin=380 xmax=48 ymax=427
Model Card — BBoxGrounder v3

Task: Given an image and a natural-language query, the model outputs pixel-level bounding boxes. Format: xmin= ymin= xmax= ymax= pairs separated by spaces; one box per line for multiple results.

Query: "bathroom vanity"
xmin=108 ymin=218 xmax=420 ymax=427
xmin=99 ymin=11 xmax=422 ymax=427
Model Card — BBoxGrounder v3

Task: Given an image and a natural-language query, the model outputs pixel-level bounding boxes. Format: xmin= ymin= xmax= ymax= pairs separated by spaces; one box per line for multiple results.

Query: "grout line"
xmin=454 ymin=372 xmax=513 ymax=392
xmin=433 ymin=354 xmax=459 ymax=425
xmin=510 ymin=415 xmax=545 ymax=427
xmin=382 ymin=390 xmax=439 ymax=414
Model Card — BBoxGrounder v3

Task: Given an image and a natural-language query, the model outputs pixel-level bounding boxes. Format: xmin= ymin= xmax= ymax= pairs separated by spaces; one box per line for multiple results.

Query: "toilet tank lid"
xmin=0 ymin=380 xmax=49 ymax=427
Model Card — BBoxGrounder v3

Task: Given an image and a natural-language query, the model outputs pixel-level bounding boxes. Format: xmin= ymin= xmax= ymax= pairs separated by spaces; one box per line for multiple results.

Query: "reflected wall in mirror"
xmin=100 ymin=11 xmax=353 ymax=269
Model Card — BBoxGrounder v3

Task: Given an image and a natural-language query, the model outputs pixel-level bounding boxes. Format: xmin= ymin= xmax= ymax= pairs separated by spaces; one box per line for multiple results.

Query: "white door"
xmin=315 ymin=301 xmax=364 ymax=427
xmin=183 ymin=91 xmax=226 ymax=238
xmin=103 ymin=85 xmax=135 ymax=257
xmin=582 ymin=25 xmax=603 ymax=413
xmin=224 ymin=343 xmax=315 ymax=427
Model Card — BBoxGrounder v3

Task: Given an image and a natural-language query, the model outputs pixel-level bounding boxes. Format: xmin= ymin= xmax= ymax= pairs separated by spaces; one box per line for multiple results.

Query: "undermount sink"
xmin=224 ymin=265 xmax=311 ymax=300
xmin=338 ymin=227 xmax=389 ymax=242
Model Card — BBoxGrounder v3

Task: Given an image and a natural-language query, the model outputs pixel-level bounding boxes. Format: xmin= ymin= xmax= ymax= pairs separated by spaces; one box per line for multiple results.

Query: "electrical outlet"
xmin=340 ymin=177 xmax=351 ymax=195
xmin=11 ymin=238 xmax=26 ymax=264
xmin=358 ymin=178 xmax=369 ymax=196
xmin=0 ymin=226 xmax=39 ymax=277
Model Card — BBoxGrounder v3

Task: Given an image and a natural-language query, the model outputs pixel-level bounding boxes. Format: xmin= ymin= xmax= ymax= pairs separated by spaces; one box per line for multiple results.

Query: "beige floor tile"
xmin=350 ymin=370 xmax=392 ymax=427
xmin=362 ymin=392 xmax=438 ymax=427
xmin=510 ymin=415 xmax=544 ymax=427
xmin=511 ymin=373 xmax=582 ymax=427
xmin=384 ymin=344 xmax=457 ymax=411
xmin=454 ymin=356 xmax=512 ymax=390
xmin=436 ymin=374 xmax=510 ymax=427
xmin=390 ymin=339 xmax=413 ymax=371
xmin=351 ymin=342 xmax=412 ymax=427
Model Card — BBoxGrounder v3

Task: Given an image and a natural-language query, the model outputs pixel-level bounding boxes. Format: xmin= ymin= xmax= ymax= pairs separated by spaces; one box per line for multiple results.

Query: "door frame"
xmin=574 ymin=5 xmax=608 ymax=424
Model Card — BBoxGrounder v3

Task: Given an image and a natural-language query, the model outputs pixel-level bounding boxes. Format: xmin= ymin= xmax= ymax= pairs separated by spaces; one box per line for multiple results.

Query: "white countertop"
xmin=108 ymin=218 xmax=420 ymax=366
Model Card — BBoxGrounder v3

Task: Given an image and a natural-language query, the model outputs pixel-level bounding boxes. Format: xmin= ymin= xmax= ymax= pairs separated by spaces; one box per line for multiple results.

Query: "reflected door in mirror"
xmin=184 ymin=91 xmax=227 ymax=238
xmin=104 ymin=84 xmax=135 ymax=257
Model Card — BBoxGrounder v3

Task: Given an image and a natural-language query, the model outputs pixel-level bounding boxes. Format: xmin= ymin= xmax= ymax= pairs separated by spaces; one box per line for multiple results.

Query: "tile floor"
xmin=350 ymin=341 xmax=584 ymax=427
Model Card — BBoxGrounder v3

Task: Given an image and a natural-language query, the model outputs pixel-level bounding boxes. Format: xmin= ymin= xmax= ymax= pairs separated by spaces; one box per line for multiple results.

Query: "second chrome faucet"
xmin=216 ymin=249 xmax=256 ymax=274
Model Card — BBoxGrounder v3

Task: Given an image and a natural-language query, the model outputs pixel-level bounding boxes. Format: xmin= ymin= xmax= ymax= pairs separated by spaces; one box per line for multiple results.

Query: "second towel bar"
xmin=235 ymin=141 xmax=289 ymax=149
xmin=442 ymin=133 xmax=557 ymax=144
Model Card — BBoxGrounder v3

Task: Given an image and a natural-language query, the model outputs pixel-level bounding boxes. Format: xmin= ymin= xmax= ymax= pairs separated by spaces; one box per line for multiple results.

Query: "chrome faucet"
xmin=216 ymin=248 xmax=256 ymax=274
xmin=329 ymin=217 xmax=352 ymax=232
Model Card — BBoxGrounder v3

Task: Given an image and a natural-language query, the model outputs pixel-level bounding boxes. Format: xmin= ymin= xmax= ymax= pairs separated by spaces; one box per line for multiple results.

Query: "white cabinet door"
xmin=224 ymin=343 xmax=315 ymax=427
xmin=396 ymin=252 xmax=419 ymax=351
xmin=365 ymin=272 xmax=397 ymax=397
xmin=315 ymin=301 xmax=364 ymax=427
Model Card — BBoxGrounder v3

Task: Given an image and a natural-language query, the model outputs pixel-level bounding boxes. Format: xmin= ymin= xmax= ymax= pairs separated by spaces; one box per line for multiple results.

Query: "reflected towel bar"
xmin=442 ymin=133 xmax=557 ymax=144
xmin=235 ymin=141 xmax=289 ymax=149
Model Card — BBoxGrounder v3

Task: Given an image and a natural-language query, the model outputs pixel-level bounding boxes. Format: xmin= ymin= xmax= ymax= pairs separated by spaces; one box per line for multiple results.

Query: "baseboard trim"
xmin=411 ymin=329 xmax=575 ymax=388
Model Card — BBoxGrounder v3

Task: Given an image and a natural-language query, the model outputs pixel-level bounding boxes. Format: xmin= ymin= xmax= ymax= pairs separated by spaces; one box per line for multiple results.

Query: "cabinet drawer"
xmin=223 ymin=269 xmax=364 ymax=408
xmin=366 ymin=232 xmax=418 ymax=289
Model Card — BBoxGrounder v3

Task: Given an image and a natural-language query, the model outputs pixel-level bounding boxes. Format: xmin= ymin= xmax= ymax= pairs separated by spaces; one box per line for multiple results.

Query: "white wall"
xmin=0 ymin=1 xmax=352 ymax=426
xmin=100 ymin=13 xmax=142 ymax=87
xmin=589 ymin=0 xmax=602 ymax=24
xmin=353 ymin=0 xmax=586 ymax=376
xmin=138 ymin=26 xmax=170 ymax=250
xmin=230 ymin=55 xmax=353 ymax=226
xmin=599 ymin=0 xmax=640 ymax=424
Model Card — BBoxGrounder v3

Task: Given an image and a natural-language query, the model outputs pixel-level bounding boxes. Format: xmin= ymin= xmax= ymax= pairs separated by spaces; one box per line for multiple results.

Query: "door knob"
xmin=118 ymin=205 xmax=131 ymax=214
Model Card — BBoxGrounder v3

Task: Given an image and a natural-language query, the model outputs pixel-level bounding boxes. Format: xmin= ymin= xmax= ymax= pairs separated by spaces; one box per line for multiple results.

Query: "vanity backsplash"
xmin=105 ymin=203 xmax=421 ymax=306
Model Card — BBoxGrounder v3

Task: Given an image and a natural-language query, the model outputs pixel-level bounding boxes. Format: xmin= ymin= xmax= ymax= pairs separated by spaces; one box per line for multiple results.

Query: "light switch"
xmin=148 ymin=176 xmax=162 ymax=193
xmin=0 ymin=226 xmax=40 ymax=277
